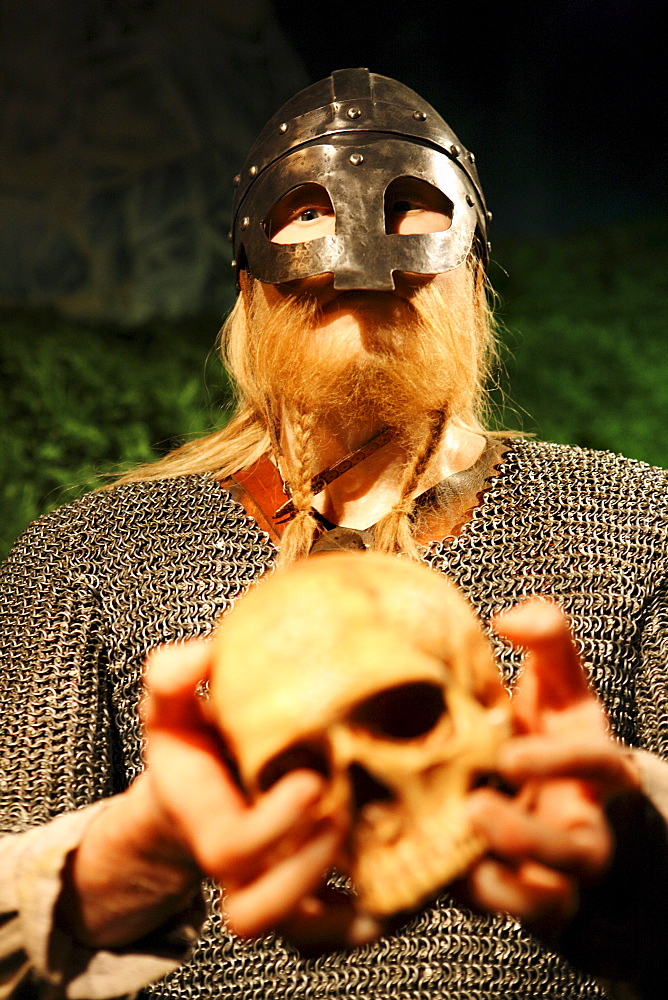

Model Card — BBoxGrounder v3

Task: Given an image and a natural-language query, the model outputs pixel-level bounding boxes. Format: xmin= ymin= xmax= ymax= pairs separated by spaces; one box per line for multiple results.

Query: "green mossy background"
xmin=1 ymin=218 xmax=666 ymax=560
xmin=491 ymin=219 xmax=667 ymax=460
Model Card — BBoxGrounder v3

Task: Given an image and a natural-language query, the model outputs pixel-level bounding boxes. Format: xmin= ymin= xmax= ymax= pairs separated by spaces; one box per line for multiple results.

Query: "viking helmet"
xmin=231 ymin=68 xmax=491 ymax=292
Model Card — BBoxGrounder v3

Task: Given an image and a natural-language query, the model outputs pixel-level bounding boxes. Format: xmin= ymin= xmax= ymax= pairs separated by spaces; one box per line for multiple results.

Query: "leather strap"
xmin=223 ymin=456 xmax=289 ymax=543
xmin=222 ymin=438 xmax=508 ymax=548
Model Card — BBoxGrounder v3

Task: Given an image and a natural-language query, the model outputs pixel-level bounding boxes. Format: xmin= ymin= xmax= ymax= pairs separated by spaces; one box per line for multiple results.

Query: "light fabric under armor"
xmin=1 ymin=440 xmax=667 ymax=999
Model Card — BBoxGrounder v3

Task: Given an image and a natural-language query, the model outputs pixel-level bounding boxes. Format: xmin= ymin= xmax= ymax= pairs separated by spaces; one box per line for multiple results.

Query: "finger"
xmin=147 ymin=701 xmax=248 ymax=817
xmin=498 ymin=738 xmax=642 ymax=794
xmin=467 ymin=788 xmax=611 ymax=878
xmin=143 ymin=640 xmax=213 ymax=732
xmin=224 ymin=823 xmax=343 ymax=937
xmin=494 ymin=600 xmax=590 ymax=713
xmin=144 ymin=643 xmax=334 ymax=885
xmin=209 ymin=772 xmax=331 ymax=881
xmin=144 ymin=638 xmax=252 ymax=818
xmin=150 ymin=727 xmax=327 ymax=874
xmin=465 ymin=856 xmax=579 ymax=929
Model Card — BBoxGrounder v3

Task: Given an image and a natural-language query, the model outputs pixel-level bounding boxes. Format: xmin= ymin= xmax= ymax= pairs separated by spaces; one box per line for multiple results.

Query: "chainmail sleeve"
xmin=0 ymin=500 xmax=123 ymax=826
xmin=0 ymin=503 xmax=117 ymax=994
xmin=637 ymin=587 xmax=668 ymax=757
xmin=546 ymin=587 xmax=668 ymax=999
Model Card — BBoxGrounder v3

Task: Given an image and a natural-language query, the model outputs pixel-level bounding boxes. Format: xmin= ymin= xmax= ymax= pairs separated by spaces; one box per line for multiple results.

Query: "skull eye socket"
xmin=352 ymin=681 xmax=446 ymax=740
xmin=257 ymin=742 xmax=330 ymax=792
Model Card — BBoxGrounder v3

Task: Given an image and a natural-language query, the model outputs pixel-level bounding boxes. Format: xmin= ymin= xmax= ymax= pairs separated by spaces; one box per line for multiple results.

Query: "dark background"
xmin=274 ymin=0 xmax=666 ymax=239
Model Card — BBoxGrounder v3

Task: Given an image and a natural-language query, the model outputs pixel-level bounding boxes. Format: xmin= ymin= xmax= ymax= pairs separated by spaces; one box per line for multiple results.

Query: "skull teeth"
xmin=353 ymin=815 xmax=487 ymax=916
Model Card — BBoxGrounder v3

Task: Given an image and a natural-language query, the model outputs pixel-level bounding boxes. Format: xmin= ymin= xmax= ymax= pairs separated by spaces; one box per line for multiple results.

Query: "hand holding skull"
xmin=59 ymin=556 xmax=642 ymax=956
xmin=208 ymin=552 xmax=642 ymax=946
xmin=60 ymin=640 xmax=346 ymax=950
xmin=459 ymin=599 xmax=642 ymax=935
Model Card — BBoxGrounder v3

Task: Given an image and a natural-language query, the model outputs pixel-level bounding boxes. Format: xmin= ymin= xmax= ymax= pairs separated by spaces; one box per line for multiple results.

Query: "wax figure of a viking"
xmin=1 ymin=68 xmax=667 ymax=1000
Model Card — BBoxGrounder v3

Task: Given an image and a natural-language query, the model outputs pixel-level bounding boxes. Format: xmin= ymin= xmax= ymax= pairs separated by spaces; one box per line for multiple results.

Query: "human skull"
xmin=209 ymin=552 xmax=510 ymax=917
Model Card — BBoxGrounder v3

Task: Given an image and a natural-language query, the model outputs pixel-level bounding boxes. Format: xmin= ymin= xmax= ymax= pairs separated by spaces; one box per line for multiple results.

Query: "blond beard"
xmin=243 ymin=265 xmax=484 ymax=448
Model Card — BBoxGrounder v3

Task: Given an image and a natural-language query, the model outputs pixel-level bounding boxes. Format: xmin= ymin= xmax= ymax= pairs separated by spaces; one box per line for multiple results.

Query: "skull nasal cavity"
xmin=352 ymin=682 xmax=446 ymax=740
xmin=349 ymin=762 xmax=394 ymax=812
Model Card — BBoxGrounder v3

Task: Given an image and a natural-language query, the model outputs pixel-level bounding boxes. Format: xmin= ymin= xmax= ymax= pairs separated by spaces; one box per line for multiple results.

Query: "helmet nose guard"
xmin=231 ymin=68 xmax=491 ymax=290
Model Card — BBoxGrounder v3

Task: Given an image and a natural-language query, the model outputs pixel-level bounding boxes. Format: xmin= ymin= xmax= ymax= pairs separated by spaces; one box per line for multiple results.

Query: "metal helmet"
xmin=231 ymin=67 xmax=491 ymax=291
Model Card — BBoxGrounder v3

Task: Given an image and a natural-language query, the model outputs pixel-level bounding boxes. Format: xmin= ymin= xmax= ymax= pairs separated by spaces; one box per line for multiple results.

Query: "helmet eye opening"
xmin=384 ymin=177 xmax=453 ymax=235
xmin=264 ymin=183 xmax=335 ymax=244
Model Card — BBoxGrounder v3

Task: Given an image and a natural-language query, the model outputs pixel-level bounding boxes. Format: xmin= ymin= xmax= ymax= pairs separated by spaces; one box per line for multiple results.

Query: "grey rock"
xmin=0 ymin=0 xmax=308 ymax=323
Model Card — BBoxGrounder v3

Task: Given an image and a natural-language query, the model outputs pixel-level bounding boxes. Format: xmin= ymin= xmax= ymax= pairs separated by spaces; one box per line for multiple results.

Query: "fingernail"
xmin=350 ymin=914 xmax=382 ymax=946
xmin=465 ymin=796 xmax=486 ymax=823
xmin=498 ymin=744 xmax=524 ymax=772
xmin=288 ymin=770 xmax=325 ymax=801
xmin=497 ymin=745 xmax=515 ymax=768
xmin=310 ymin=824 xmax=344 ymax=865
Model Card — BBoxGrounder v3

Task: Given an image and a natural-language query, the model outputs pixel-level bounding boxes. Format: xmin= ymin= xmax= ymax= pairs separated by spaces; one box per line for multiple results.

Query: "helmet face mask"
xmin=232 ymin=68 xmax=490 ymax=291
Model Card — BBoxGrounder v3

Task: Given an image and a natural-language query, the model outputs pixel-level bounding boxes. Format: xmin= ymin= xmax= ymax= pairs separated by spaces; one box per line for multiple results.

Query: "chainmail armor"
xmin=1 ymin=440 xmax=667 ymax=999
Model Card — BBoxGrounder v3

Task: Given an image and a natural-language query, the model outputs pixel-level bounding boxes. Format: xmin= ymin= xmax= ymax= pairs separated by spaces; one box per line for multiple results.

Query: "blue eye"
xmin=298 ymin=207 xmax=326 ymax=222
